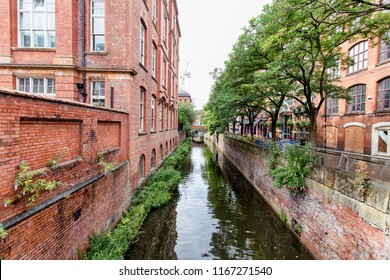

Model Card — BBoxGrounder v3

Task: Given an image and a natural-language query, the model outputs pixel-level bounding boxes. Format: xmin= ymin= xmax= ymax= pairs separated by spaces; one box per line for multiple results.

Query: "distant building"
xmin=178 ymin=89 xmax=192 ymax=103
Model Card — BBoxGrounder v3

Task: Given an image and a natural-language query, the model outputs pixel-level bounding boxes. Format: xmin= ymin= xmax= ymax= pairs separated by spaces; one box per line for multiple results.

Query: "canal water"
xmin=125 ymin=145 xmax=313 ymax=260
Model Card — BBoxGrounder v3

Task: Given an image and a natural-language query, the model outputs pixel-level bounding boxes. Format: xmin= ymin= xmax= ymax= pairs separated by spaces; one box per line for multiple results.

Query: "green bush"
xmin=269 ymin=144 xmax=317 ymax=194
xmin=85 ymin=140 xmax=191 ymax=260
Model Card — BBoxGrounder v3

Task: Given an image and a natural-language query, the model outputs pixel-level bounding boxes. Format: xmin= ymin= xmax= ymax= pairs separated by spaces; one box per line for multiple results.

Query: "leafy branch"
xmin=5 ymin=161 xmax=62 ymax=208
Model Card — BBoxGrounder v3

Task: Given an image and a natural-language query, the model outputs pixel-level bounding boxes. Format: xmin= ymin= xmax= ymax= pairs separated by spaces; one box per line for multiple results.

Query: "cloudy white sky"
xmin=176 ymin=0 xmax=273 ymax=109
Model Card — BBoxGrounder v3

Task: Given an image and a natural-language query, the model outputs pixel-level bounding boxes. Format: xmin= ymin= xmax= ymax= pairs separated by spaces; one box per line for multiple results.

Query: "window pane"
xmin=92 ymin=17 xmax=104 ymax=34
xmin=20 ymin=12 xmax=31 ymax=29
xmin=46 ymin=0 xmax=55 ymax=11
xmin=33 ymin=0 xmax=44 ymax=11
xmin=32 ymin=78 xmax=44 ymax=93
xmin=47 ymin=78 xmax=55 ymax=94
xmin=92 ymin=1 xmax=104 ymax=15
xmin=34 ymin=31 xmax=45 ymax=47
xmin=20 ymin=31 xmax=31 ymax=47
xmin=93 ymin=35 xmax=104 ymax=51
xmin=378 ymin=130 xmax=388 ymax=153
xmin=47 ymin=13 xmax=55 ymax=30
xmin=20 ymin=0 xmax=32 ymax=10
xmin=47 ymin=31 xmax=55 ymax=47
xmin=18 ymin=78 xmax=30 ymax=92
xmin=33 ymin=12 xmax=44 ymax=29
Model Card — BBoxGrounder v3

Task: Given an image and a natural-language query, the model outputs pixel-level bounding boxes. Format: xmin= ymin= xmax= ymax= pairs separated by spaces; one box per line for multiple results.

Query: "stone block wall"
xmin=206 ymin=134 xmax=390 ymax=259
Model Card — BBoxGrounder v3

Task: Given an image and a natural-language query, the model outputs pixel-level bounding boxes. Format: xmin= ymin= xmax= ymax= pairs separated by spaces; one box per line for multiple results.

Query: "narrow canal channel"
xmin=126 ymin=145 xmax=313 ymax=260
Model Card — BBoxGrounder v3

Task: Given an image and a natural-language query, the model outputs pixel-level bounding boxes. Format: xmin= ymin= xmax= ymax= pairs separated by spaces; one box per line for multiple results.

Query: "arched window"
xmin=160 ymin=144 xmax=163 ymax=161
xmin=348 ymin=41 xmax=368 ymax=73
xmin=139 ymin=155 xmax=145 ymax=180
xmin=377 ymin=77 xmax=390 ymax=111
xmin=151 ymin=149 xmax=156 ymax=168
xmin=347 ymin=84 xmax=366 ymax=113
xmin=165 ymin=142 xmax=168 ymax=155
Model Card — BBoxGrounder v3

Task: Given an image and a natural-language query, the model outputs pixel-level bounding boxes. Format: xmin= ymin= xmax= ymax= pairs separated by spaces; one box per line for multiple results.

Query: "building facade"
xmin=0 ymin=0 xmax=181 ymax=185
xmin=316 ymin=30 xmax=390 ymax=157
xmin=178 ymin=89 xmax=192 ymax=103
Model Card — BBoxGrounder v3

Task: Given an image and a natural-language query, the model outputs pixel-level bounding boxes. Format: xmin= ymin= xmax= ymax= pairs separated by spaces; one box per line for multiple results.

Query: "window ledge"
xmin=373 ymin=110 xmax=390 ymax=115
xmin=26 ymin=157 xmax=83 ymax=179
xmin=86 ymin=51 xmax=108 ymax=56
xmin=139 ymin=131 xmax=147 ymax=136
xmin=139 ymin=63 xmax=149 ymax=73
xmin=346 ymin=68 xmax=368 ymax=76
xmin=376 ymin=59 xmax=390 ymax=67
xmin=98 ymin=147 xmax=120 ymax=156
xmin=11 ymin=47 xmax=56 ymax=52
xmin=151 ymin=130 xmax=157 ymax=134
xmin=344 ymin=112 xmax=366 ymax=116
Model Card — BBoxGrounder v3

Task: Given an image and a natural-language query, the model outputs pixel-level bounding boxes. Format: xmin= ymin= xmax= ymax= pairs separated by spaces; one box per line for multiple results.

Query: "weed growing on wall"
xmin=5 ymin=161 xmax=62 ymax=208
xmin=47 ymin=147 xmax=68 ymax=167
xmin=279 ymin=211 xmax=288 ymax=223
xmin=269 ymin=144 xmax=317 ymax=194
xmin=85 ymin=139 xmax=191 ymax=260
xmin=0 ymin=223 xmax=7 ymax=240
xmin=354 ymin=161 xmax=370 ymax=199
xmin=97 ymin=154 xmax=115 ymax=173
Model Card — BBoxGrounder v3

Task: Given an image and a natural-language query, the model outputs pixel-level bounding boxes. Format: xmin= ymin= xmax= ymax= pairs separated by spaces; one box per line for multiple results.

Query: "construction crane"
xmin=180 ymin=63 xmax=191 ymax=90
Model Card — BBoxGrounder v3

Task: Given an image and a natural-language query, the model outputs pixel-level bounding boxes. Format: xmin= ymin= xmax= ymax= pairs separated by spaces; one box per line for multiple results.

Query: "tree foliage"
xmin=204 ymin=0 xmax=390 ymax=143
xmin=178 ymin=101 xmax=196 ymax=136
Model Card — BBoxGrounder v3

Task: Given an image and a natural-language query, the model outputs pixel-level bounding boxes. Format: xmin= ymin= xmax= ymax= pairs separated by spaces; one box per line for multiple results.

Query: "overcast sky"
xmin=176 ymin=0 xmax=273 ymax=109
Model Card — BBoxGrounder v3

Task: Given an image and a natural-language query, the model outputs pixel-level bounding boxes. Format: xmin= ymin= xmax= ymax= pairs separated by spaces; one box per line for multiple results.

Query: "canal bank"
xmin=205 ymin=134 xmax=390 ymax=260
xmin=126 ymin=144 xmax=312 ymax=260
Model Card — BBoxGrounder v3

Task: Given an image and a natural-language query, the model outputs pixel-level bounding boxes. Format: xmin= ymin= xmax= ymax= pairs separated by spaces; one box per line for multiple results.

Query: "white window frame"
xmin=17 ymin=77 xmax=55 ymax=96
xmin=159 ymin=101 xmax=163 ymax=130
xmin=140 ymin=22 xmax=146 ymax=65
xmin=18 ymin=0 xmax=56 ymax=48
xmin=91 ymin=0 xmax=105 ymax=52
xmin=162 ymin=58 xmax=166 ymax=86
xmin=326 ymin=60 xmax=340 ymax=79
xmin=140 ymin=88 xmax=145 ymax=131
xmin=152 ymin=43 xmax=157 ymax=78
xmin=348 ymin=41 xmax=368 ymax=73
xmin=152 ymin=0 xmax=157 ymax=24
xmin=151 ymin=95 xmax=156 ymax=131
xmin=372 ymin=123 xmax=390 ymax=157
xmin=91 ymin=81 xmax=105 ymax=107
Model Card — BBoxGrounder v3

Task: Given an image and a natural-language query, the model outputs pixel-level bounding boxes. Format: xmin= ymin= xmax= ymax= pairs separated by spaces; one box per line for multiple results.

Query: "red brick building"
xmin=316 ymin=31 xmax=390 ymax=157
xmin=178 ymin=89 xmax=192 ymax=103
xmin=0 ymin=0 xmax=181 ymax=184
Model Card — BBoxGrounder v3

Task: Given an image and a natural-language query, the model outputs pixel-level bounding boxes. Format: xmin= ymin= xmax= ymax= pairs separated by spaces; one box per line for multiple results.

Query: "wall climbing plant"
xmin=4 ymin=161 xmax=62 ymax=208
xmin=268 ymin=144 xmax=317 ymax=194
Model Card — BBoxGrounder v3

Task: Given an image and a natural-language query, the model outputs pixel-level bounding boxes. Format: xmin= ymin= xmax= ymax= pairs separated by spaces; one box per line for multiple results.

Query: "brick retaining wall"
xmin=206 ymin=134 xmax=390 ymax=259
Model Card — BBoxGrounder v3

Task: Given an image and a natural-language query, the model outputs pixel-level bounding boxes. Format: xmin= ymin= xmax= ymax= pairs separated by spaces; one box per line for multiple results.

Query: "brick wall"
xmin=0 ymin=89 xmax=131 ymax=259
xmin=207 ymin=134 xmax=390 ymax=260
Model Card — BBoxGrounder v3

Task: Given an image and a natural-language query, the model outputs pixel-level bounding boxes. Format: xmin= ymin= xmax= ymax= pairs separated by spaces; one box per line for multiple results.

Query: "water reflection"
xmin=126 ymin=145 xmax=312 ymax=260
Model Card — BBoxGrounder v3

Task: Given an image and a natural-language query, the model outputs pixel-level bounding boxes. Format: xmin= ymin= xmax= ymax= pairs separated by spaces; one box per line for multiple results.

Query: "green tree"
xmin=178 ymin=101 xmax=196 ymax=136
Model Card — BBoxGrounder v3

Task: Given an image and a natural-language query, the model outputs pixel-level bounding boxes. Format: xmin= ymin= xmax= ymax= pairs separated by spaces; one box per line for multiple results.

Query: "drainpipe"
xmin=81 ymin=0 xmax=87 ymax=103
xmin=110 ymin=86 xmax=114 ymax=108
